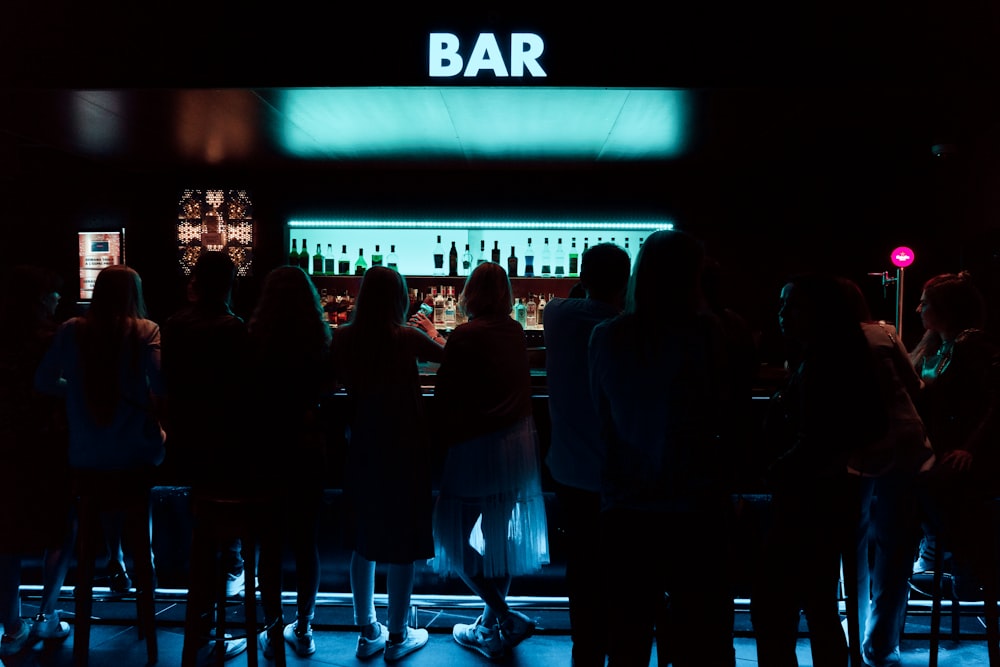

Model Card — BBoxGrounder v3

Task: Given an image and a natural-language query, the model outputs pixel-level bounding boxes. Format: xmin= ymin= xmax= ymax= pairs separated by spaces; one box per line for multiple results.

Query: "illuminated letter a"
xmin=429 ymin=33 xmax=463 ymax=77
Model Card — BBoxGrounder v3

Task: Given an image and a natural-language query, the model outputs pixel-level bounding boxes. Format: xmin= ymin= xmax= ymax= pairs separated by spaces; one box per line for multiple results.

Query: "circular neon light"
xmin=891 ymin=246 xmax=915 ymax=268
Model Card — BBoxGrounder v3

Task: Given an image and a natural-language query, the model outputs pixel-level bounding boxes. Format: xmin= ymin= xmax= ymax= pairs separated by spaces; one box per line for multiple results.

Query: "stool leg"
xmin=930 ymin=537 xmax=945 ymax=667
xmin=243 ymin=540 xmax=258 ymax=667
xmin=181 ymin=522 xmax=214 ymax=667
xmin=216 ymin=556 xmax=227 ymax=667
xmin=985 ymin=503 xmax=1000 ymax=667
xmin=74 ymin=496 xmax=98 ymax=667
xmin=126 ymin=496 xmax=157 ymax=664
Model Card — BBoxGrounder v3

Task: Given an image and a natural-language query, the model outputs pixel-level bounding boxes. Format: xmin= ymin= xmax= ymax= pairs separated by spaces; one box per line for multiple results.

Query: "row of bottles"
xmin=420 ymin=286 xmax=552 ymax=331
xmin=511 ymin=293 xmax=551 ymax=329
xmin=289 ymin=239 xmax=400 ymax=276
xmin=289 ymin=234 xmax=643 ymax=277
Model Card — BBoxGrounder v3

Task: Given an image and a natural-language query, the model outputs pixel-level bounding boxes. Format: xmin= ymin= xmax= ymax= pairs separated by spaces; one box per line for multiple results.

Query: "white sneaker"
xmin=283 ymin=620 xmax=316 ymax=657
xmin=384 ymin=627 xmax=428 ymax=662
xmin=30 ymin=612 xmax=71 ymax=642
xmin=225 ymin=570 xmax=245 ymax=597
xmin=198 ymin=632 xmax=248 ymax=666
xmin=453 ymin=616 xmax=505 ymax=659
xmin=356 ymin=622 xmax=388 ymax=659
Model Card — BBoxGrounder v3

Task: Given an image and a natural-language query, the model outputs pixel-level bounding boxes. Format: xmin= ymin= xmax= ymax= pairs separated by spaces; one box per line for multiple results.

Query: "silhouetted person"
xmin=753 ymin=273 xmax=887 ymax=667
xmin=427 ymin=262 xmax=549 ymax=660
xmin=910 ymin=271 xmax=1000 ymax=600
xmin=589 ymin=230 xmax=736 ymax=667
xmin=0 ymin=266 xmax=74 ymax=655
xmin=331 ymin=266 xmax=444 ymax=661
xmin=543 ymin=243 xmax=630 ymax=667
xmin=248 ymin=266 xmax=331 ymax=660
xmin=164 ymin=251 xmax=252 ymax=664
xmin=838 ymin=277 xmax=933 ymax=667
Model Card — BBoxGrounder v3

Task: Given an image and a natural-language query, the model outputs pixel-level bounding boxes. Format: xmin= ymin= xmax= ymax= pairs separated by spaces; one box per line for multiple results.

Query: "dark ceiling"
xmin=2 ymin=2 xmax=999 ymax=175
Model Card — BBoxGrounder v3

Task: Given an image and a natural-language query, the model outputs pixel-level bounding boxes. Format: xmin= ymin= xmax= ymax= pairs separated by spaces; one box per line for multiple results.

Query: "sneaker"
xmin=453 ymin=616 xmax=505 ymax=660
xmin=498 ymin=609 xmax=535 ymax=650
xmin=283 ymin=620 xmax=316 ymax=657
xmin=862 ymin=644 xmax=901 ymax=667
xmin=0 ymin=620 xmax=34 ymax=656
xmin=259 ymin=627 xmax=285 ymax=660
xmin=108 ymin=569 xmax=133 ymax=594
xmin=30 ymin=612 xmax=71 ymax=642
xmin=356 ymin=622 xmax=388 ymax=659
xmin=225 ymin=570 xmax=245 ymax=597
xmin=384 ymin=627 xmax=428 ymax=662
xmin=198 ymin=633 xmax=248 ymax=666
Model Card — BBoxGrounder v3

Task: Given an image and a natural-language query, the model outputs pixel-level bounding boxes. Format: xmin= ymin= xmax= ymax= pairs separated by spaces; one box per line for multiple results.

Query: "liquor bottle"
xmin=568 ymin=238 xmax=579 ymax=277
xmin=372 ymin=245 xmax=384 ymax=267
xmin=541 ymin=238 xmax=552 ymax=276
xmin=491 ymin=241 xmax=501 ymax=264
xmin=312 ymin=243 xmax=324 ymax=275
xmin=288 ymin=238 xmax=300 ymax=266
xmin=461 ymin=243 xmax=473 ymax=275
xmin=537 ymin=293 xmax=547 ymax=327
xmin=554 ymin=238 xmax=566 ymax=276
xmin=524 ymin=238 xmax=535 ymax=277
xmin=448 ymin=287 xmax=469 ymax=327
xmin=324 ymin=243 xmax=335 ymax=275
xmin=448 ymin=241 xmax=458 ymax=277
xmin=433 ymin=288 xmax=446 ymax=327
xmin=507 ymin=245 xmax=518 ymax=277
xmin=299 ymin=239 xmax=309 ymax=270
xmin=526 ymin=293 xmax=537 ymax=327
xmin=476 ymin=240 xmax=487 ymax=266
xmin=338 ymin=245 xmax=351 ymax=275
xmin=444 ymin=289 xmax=457 ymax=328
xmin=513 ymin=298 xmax=527 ymax=328
xmin=387 ymin=245 xmax=399 ymax=271
xmin=354 ymin=248 xmax=368 ymax=276
xmin=433 ymin=235 xmax=445 ymax=276
xmin=583 ymin=237 xmax=590 ymax=252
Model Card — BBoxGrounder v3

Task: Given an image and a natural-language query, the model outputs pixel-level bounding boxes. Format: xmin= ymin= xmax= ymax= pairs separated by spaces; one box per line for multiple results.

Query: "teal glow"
xmin=288 ymin=219 xmax=673 ymax=231
xmin=278 ymin=88 xmax=689 ymax=160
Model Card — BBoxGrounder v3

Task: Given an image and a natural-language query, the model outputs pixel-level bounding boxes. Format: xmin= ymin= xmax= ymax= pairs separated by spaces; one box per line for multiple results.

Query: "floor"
xmin=1 ymin=588 xmax=995 ymax=667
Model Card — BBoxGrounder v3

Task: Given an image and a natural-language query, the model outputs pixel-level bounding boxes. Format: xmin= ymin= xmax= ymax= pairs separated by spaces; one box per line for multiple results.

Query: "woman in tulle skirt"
xmin=415 ymin=262 xmax=549 ymax=660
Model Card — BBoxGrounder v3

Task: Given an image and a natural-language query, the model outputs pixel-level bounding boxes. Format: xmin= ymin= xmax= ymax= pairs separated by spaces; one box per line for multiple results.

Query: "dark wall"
xmin=4 ymin=133 xmax=998 ymax=358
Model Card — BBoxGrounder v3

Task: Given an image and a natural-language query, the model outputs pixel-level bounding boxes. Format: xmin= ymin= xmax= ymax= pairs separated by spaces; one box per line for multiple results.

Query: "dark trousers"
xmin=752 ymin=477 xmax=851 ymax=667
xmin=553 ymin=483 xmax=607 ymax=667
xmin=602 ymin=502 xmax=736 ymax=667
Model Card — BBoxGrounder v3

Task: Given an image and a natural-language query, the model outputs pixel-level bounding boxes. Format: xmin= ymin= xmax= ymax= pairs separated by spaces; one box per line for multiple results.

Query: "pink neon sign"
xmin=890 ymin=246 xmax=914 ymax=268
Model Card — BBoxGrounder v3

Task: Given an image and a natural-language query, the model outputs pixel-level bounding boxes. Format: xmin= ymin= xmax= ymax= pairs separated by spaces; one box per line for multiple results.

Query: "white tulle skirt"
xmin=430 ymin=416 xmax=550 ymax=578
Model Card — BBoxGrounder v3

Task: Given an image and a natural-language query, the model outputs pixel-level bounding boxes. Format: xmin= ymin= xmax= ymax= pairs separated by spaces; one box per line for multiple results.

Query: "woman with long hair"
xmin=0 ymin=266 xmax=74 ymax=655
xmin=588 ymin=230 xmax=737 ymax=667
xmin=35 ymin=264 xmax=164 ymax=652
xmin=330 ymin=266 xmax=443 ymax=661
xmin=421 ymin=261 xmax=549 ymax=661
xmin=248 ymin=265 xmax=332 ymax=659
xmin=909 ymin=271 xmax=1000 ymax=599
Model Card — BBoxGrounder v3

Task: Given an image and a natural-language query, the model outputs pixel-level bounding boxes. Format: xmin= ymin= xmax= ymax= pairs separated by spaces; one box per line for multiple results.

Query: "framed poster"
xmin=78 ymin=230 xmax=124 ymax=300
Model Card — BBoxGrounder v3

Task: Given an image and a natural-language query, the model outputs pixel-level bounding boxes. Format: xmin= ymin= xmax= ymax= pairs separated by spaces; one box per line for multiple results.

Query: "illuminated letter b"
xmin=429 ymin=33 xmax=463 ymax=77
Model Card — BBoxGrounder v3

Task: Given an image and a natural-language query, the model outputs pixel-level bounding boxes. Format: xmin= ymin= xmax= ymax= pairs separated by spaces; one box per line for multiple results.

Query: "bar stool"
xmin=928 ymin=497 xmax=1000 ymax=667
xmin=181 ymin=492 xmax=286 ymax=667
xmin=73 ymin=470 xmax=158 ymax=667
